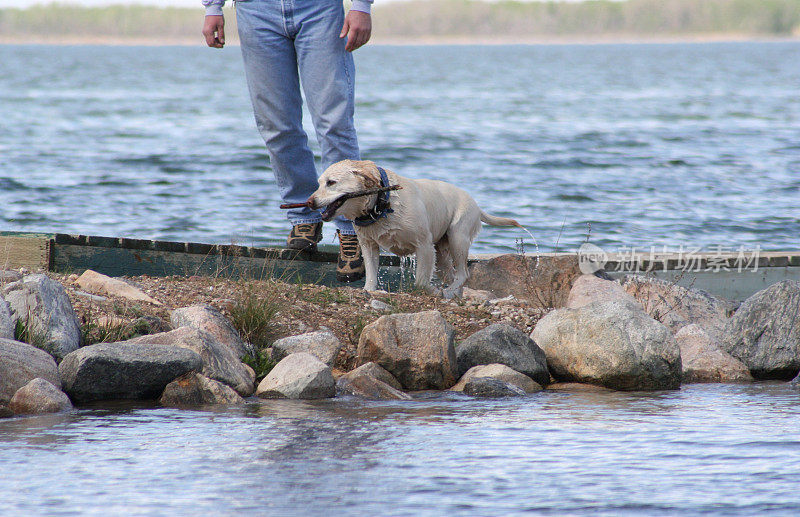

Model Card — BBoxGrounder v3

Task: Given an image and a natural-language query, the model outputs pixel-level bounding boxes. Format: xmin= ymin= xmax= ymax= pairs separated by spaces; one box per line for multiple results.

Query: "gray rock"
xmin=456 ymin=323 xmax=550 ymax=386
xmin=621 ymin=275 xmax=732 ymax=339
xmin=357 ymin=311 xmax=458 ymax=390
xmin=339 ymin=362 xmax=403 ymax=390
xmin=532 ymin=301 xmax=682 ymax=391
xmin=72 ymin=290 xmax=108 ymax=303
xmin=0 ymin=405 xmax=12 ymax=418
xmin=0 ymin=338 xmax=61 ymax=403
xmin=567 ymin=274 xmax=640 ymax=309
xmin=463 ymin=377 xmax=526 ymax=397
xmin=59 ymin=343 xmax=202 ymax=403
xmin=160 ymin=373 xmax=244 ymax=406
xmin=171 ymin=304 xmax=253 ymax=359
xmin=462 ymin=287 xmax=494 ymax=303
xmin=336 ymin=374 xmax=412 ymax=400
xmin=676 ymin=324 xmax=752 ymax=383
xmin=9 ymin=378 xmax=72 ymax=414
xmin=370 ymin=299 xmax=392 ymax=312
xmin=2 ymin=274 xmax=81 ymax=361
xmin=0 ymin=297 xmax=13 ymax=340
xmin=270 ymin=330 xmax=342 ymax=367
xmin=791 ymin=372 xmax=800 ymax=388
xmin=719 ymin=280 xmax=800 ymax=380
xmin=451 ymin=363 xmax=542 ymax=393
xmin=256 ymin=352 xmax=335 ymax=399
xmin=125 ymin=327 xmax=254 ymax=396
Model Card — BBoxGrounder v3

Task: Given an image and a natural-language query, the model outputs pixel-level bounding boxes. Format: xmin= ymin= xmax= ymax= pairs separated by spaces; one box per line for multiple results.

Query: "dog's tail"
xmin=479 ymin=210 xmax=523 ymax=228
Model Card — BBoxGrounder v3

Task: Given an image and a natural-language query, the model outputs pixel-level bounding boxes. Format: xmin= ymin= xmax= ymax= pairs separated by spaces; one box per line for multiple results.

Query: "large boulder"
xmin=9 ymin=378 xmax=72 ymax=414
xmin=451 ymin=363 xmax=542 ymax=393
xmin=719 ymin=280 xmax=800 ymax=380
xmin=171 ymin=304 xmax=253 ymax=359
xmin=467 ymin=254 xmax=580 ymax=307
xmin=356 ymin=311 xmax=458 ymax=390
xmin=621 ymin=276 xmax=731 ymax=338
xmin=336 ymin=374 xmax=412 ymax=401
xmin=76 ymin=269 xmax=161 ymax=305
xmin=675 ymin=324 xmax=752 ymax=383
xmin=160 ymin=373 xmax=244 ymax=406
xmin=463 ymin=377 xmax=526 ymax=398
xmin=567 ymin=274 xmax=639 ymax=309
xmin=0 ymin=338 xmax=61 ymax=403
xmin=0 ymin=298 xmax=13 ymax=339
xmin=456 ymin=323 xmax=549 ymax=386
xmin=125 ymin=327 xmax=254 ymax=396
xmin=256 ymin=352 xmax=335 ymax=399
xmin=532 ymin=301 xmax=682 ymax=391
xmin=59 ymin=343 xmax=202 ymax=403
xmin=2 ymin=274 xmax=81 ymax=361
xmin=339 ymin=362 xmax=403 ymax=390
xmin=271 ymin=331 xmax=342 ymax=367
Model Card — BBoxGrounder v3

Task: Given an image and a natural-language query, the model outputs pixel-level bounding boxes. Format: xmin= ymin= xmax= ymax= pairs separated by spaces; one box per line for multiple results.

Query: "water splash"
xmin=398 ymin=255 xmax=416 ymax=291
xmin=515 ymin=226 xmax=541 ymax=273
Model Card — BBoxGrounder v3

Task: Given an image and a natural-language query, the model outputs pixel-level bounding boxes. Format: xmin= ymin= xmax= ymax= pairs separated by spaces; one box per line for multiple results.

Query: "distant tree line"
xmin=379 ymin=0 xmax=800 ymax=37
xmin=3 ymin=0 xmax=800 ymax=42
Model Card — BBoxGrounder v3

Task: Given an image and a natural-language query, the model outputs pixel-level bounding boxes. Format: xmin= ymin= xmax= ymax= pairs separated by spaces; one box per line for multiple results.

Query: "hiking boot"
xmin=337 ymin=231 xmax=365 ymax=283
xmin=287 ymin=222 xmax=323 ymax=252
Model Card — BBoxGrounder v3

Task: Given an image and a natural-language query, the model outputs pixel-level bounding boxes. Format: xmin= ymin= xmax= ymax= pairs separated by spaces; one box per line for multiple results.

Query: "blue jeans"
xmin=236 ymin=0 xmax=359 ymax=234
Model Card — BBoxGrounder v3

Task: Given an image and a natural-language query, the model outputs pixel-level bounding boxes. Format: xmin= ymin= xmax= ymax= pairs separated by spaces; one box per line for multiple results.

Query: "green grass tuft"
xmin=229 ymin=282 xmax=282 ymax=350
xmin=14 ymin=318 xmax=49 ymax=349
xmin=229 ymin=281 xmax=284 ymax=382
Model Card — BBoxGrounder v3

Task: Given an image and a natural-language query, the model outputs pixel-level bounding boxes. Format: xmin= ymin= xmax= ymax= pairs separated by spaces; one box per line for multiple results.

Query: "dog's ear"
xmin=352 ymin=166 xmax=380 ymax=189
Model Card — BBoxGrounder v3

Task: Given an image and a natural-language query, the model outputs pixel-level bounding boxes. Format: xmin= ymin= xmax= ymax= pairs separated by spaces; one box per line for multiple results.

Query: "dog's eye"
xmin=326 ymin=180 xmax=337 ymax=187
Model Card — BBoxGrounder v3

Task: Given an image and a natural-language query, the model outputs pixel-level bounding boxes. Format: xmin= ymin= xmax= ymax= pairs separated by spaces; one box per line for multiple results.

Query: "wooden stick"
xmin=280 ymin=184 xmax=402 ymax=209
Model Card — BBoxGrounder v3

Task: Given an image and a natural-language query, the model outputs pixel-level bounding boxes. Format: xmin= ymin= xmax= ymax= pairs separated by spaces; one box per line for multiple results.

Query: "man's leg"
xmin=293 ymin=0 xmax=360 ymax=237
xmin=236 ymin=0 xmax=323 ymax=249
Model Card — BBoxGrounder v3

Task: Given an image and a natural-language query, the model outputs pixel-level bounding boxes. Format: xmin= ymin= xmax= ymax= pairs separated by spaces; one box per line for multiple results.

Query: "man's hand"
xmin=340 ymin=10 xmax=371 ymax=52
xmin=203 ymin=15 xmax=225 ymax=48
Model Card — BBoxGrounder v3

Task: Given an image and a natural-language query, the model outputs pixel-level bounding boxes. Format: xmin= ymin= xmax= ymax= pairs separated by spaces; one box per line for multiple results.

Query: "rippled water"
xmin=1 ymin=42 xmax=799 ymax=253
xmin=1 ymin=384 xmax=799 ymax=514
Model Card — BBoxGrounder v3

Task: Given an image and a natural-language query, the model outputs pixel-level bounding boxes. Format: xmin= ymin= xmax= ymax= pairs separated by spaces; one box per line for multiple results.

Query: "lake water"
xmin=1 ymin=384 xmax=799 ymax=515
xmin=3 ymin=42 xmax=800 ymax=515
xmin=1 ymin=42 xmax=799 ymax=253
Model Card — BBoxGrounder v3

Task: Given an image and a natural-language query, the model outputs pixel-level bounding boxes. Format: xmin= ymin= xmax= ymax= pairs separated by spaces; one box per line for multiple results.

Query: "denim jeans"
xmin=235 ymin=0 xmax=359 ymax=234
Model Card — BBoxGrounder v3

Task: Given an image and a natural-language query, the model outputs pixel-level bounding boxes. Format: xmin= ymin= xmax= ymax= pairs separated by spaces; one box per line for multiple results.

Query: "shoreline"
xmin=6 ymin=33 xmax=800 ymax=47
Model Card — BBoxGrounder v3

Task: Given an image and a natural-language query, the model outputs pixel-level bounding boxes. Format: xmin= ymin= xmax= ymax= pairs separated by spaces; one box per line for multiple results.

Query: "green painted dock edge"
xmin=49 ymin=233 xmax=414 ymax=289
xmin=0 ymin=232 xmax=417 ymax=290
xmin=1 ymin=231 xmax=799 ymax=301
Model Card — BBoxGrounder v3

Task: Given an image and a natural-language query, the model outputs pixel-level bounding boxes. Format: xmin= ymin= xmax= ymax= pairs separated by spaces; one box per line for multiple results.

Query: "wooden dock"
xmin=1 ymin=231 xmax=798 ymax=302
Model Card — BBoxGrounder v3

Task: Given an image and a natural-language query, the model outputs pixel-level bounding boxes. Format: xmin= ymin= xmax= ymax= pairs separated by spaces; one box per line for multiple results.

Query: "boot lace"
xmin=295 ymin=223 xmax=316 ymax=235
xmin=338 ymin=233 xmax=360 ymax=258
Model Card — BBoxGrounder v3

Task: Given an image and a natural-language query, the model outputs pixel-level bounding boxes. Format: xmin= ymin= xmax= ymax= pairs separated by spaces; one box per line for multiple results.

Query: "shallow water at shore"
xmin=1 ymin=42 xmax=799 ymax=253
xmin=1 ymin=383 xmax=799 ymax=515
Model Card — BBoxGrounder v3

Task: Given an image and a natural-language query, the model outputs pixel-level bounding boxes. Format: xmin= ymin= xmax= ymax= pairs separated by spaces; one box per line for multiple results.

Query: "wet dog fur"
xmin=308 ymin=160 xmax=521 ymax=298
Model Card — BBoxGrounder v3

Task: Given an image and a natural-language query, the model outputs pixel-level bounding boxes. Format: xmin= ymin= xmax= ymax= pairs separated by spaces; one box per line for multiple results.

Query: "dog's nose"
xmin=306 ymin=195 xmax=316 ymax=209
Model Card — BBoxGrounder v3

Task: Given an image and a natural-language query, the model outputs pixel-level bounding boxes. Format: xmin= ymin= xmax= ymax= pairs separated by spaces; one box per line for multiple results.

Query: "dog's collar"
xmin=353 ymin=167 xmax=394 ymax=227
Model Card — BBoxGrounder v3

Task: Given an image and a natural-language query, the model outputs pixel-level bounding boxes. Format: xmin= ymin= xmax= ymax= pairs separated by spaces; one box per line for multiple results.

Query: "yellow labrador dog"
xmin=308 ymin=160 xmax=521 ymax=298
